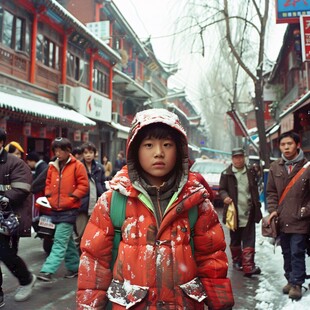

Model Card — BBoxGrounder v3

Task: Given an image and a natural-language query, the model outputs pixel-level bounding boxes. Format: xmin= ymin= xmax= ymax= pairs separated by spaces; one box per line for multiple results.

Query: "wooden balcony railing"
xmin=0 ymin=46 xmax=30 ymax=80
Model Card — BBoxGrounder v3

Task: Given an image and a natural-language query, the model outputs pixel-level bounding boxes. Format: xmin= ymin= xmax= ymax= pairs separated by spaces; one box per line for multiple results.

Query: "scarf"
xmin=282 ymin=148 xmax=304 ymax=173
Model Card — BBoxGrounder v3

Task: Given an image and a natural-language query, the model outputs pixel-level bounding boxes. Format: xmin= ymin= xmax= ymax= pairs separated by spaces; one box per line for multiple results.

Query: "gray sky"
xmin=113 ymin=0 xmax=287 ymax=103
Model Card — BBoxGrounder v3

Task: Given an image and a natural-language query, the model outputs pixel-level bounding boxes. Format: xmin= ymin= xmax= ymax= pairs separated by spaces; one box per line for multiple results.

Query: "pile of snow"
xmin=254 ymin=223 xmax=310 ymax=309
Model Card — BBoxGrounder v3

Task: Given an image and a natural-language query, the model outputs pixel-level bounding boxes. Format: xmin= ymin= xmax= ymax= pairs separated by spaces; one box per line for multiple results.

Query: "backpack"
xmin=110 ymin=190 xmax=198 ymax=269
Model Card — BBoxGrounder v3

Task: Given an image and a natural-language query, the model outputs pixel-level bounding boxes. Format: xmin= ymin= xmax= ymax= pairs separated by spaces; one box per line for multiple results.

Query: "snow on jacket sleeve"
xmin=194 ymin=200 xmax=228 ymax=277
xmin=77 ymin=185 xmax=233 ymax=309
xmin=77 ymin=191 xmax=114 ymax=309
xmin=193 ymin=199 xmax=234 ymax=309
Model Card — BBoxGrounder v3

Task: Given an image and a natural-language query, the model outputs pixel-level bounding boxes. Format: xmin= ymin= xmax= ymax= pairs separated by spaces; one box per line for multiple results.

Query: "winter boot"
xmin=282 ymin=283 xmax=292 ymax=294
xmin=230 ymin=246 xmax=243 ymax=271
xmin=242 ymin=247 xmax=261 ymax=277
xmin=289 ymin=285 xmax=302 ymax=300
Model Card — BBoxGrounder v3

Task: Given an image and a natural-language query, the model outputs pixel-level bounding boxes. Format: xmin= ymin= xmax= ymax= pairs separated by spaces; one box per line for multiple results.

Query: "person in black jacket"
xmin=26 ymin=152 xmax=48 ymax=181
xmin=0 ymin=129 xmax=36 ymax=306
xmin=75 ymin=142 xmax=106 ymax=248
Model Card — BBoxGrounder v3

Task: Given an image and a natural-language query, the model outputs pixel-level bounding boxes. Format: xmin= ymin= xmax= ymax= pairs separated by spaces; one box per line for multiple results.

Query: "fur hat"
xmin=5 ymin=141 xmax=24 ymax=153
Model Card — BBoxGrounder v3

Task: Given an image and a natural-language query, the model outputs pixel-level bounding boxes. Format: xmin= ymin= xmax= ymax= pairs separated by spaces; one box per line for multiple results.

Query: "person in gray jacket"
xmin=266 ymin=131 xmax=310 ymax=301
xmin=0 ymin=129 xmax=36 ymax=306
xmin=219 ymin=147 xmax=262 ymax=277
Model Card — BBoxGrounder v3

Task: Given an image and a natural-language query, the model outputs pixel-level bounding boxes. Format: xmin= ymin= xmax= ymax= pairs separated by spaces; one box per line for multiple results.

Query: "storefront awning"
xmin=0 ymin=91 xmax=96 ymax=128
xmin=280 ymin=91 xmax=310 ymax=118
xmin=110 ymin=121 xmax=130 ymax=140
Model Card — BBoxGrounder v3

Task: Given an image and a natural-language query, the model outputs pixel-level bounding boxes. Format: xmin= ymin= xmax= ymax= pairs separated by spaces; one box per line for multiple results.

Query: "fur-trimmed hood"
xmin=125 ymin=108 xmax=189 ymax=187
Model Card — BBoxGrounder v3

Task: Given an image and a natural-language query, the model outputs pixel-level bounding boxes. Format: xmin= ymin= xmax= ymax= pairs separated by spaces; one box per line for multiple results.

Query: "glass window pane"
xmin=25 ymin=20 xmax=31 ymax=54
xmin=67 ymin=52 xmax=74 ymax=78
xmin=36 ymin=33 xmax=43 ymax=61
xmin=93 ymin=68 xmax=98 ymax=90
xmin=3 ymin=11 xmax=13 ymax=48
xmin=43 ymin=37 xmax=49 ymax=66
xmin=0 ymin=7 xmax=4 ymax=43
xmin=49 ymin=41 xmax=54 ymax=67
xmin=55 ymin=45 xmax=59 ymax=70
xmin=75 ymin=57 xmax=80 ymax=80
xmin=15 ymin=17 xmax=23 ymax=51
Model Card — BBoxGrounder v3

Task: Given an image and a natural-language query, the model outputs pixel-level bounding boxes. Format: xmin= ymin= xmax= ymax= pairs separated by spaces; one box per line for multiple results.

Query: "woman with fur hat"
xmin=5 ymin=141 xmax=24 ymax=159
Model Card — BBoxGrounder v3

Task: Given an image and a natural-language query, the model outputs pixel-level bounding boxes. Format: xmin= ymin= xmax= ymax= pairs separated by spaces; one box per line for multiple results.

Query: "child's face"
xmin=12 ymin=149 xmax=22 ymax=158
xmin=138 ymin=137 xmax=177 ymax=187
xmin=54 ymin=147 xmax=70 ymax=162
xmin=83 ymin=148 xmax=95 ymax=163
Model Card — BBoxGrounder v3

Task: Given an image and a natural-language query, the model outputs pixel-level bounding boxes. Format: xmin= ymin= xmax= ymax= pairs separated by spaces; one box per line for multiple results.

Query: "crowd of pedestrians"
xmin=0 ymin=110 xmax=309 ymax=308
xmin=0 ymin=128 xmax=126 ymax=307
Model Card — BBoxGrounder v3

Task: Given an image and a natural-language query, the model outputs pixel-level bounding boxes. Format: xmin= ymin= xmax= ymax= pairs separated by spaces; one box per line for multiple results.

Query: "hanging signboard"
xmin=276 ymin=0 xmax=310 ymax=24
xmin=23 ymin=122 xmax=31 ymax=136
xmin=300 ymin=15 xmax=310 ymax=61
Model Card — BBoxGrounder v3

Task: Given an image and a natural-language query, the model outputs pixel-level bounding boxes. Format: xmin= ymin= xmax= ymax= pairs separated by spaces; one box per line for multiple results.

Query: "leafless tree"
xmin=173 ymin=0 xmax=272 ymax=167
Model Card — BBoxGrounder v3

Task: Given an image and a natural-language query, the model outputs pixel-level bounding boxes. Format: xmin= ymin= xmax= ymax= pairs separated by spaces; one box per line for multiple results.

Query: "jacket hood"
xmin=126 ymin=108 xmax=189 ymax=187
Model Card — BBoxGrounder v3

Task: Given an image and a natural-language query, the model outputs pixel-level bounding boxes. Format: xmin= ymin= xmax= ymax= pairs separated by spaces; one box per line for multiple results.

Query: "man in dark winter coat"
xmin=266 ymin=131 xmax=310 ymax=301
xmin=219 ymin=147 xmax=262 ymax=277
xmin=75 ymin=142 xmax=106 ymax=248
xmin=26 ymin=151 xmax=48 ymax=180
xmin=0 ymin=129 xmax=36 ymax=306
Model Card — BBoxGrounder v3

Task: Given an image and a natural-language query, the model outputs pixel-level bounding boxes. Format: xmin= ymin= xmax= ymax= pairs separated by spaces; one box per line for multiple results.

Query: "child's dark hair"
xmin=130 ymin=123 xmax=183 ymax=172
xmin=278 ymin=131 xmax=300 ymax=145
xmin=72 ymin=147 xmax=82 ymax=157
xmin=81 ymin=142 xmax=97 ymax=154
xmin=52 ymin=137 xmax=72 ymax=152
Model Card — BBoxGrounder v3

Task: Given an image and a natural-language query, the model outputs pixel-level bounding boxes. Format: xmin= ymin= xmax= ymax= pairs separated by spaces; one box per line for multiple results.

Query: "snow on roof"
xmin=0 ymin=91 xmax=96 ymax=127
xmin=110 ymin=121 xmax=130 ymax=133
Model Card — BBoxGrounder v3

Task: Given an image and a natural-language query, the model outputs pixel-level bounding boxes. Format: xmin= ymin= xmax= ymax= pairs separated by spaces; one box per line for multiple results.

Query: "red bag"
xmin=201 ymin=278 xmax=234 ymax=310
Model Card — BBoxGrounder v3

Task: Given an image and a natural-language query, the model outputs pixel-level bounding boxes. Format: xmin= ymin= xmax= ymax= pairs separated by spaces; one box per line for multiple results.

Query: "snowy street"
xmin=222 ymin=208 xmax=310 ymax=310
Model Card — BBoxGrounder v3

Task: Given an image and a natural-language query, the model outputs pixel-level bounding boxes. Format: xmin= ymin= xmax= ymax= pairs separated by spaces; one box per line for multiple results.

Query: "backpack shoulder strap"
xmin=110 ymin=190 xmax=127 ymax=269
xmin=189 ymin=206 xmax=198 ymax=254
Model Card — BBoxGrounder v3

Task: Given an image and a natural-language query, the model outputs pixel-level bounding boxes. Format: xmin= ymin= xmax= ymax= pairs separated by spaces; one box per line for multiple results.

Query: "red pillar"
xmin=29 ymin=12 xmax=38 ymax=83
xmin=61 ymin=35 xmax=68 ymax=84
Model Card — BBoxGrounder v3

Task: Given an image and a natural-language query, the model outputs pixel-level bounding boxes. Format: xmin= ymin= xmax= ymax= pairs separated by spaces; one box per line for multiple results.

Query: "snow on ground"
xmin=254 ymin=217 xmax=310 ymax=309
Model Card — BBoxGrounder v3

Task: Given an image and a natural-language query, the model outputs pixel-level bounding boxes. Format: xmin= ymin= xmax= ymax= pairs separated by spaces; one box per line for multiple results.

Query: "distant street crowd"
xmin=0 ymin=109 xmax=309 ymax=309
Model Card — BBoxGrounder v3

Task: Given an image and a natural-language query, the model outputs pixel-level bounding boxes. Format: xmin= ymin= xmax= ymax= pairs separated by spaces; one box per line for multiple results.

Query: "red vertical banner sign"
xmin=300 ymin=15 xmax=310 ymax=62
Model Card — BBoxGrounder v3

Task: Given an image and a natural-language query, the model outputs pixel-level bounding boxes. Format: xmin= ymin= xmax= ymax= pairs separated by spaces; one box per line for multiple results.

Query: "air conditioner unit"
xmin=112 ymin=112 xmax=119 ymax=123
xmin=58 ymin=85 xmax=74 ymax=107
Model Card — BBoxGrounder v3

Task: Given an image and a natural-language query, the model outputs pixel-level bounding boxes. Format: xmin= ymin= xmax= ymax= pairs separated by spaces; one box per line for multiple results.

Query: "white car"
xmin=190 ymin=158 xmax=229 ymax=207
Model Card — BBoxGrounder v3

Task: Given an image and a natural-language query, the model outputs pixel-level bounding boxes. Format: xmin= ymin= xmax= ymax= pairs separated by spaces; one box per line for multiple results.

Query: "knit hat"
xmin=4 ymin=141 xmax=24 ymax=153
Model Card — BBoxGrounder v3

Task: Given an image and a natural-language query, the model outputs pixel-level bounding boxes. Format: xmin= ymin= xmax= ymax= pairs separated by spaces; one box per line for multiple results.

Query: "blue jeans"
xmin=41 ymin=222 xmax=79 ymax=274
xmin=280 ymin=233 xmax=307 ymax=285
